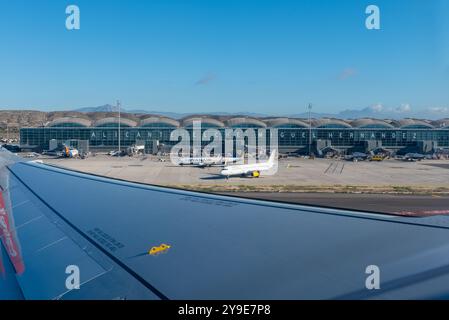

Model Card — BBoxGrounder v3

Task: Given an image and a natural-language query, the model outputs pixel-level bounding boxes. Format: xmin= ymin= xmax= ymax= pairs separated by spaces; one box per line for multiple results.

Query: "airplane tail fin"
xmin=268 ymin=149 xmax=277 ymax=164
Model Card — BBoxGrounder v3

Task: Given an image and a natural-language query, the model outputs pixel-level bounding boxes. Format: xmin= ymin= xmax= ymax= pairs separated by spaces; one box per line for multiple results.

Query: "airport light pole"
xmin=117 ymin=100 xmax=121 ymax=153
xmin=308 ymin=103 xmax=312 ymax=156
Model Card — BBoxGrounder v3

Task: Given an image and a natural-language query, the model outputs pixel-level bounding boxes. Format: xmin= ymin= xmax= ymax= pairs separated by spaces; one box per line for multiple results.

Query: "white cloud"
xmin=427 ymin=107 xmax=449 ymax=114
xmin=369 ymin=103 xmax=383 ymax=112
xmin=364 ymin=103 xmax=411 ymax=115
xmin=394 ymin=103 xmax=411 ymax=113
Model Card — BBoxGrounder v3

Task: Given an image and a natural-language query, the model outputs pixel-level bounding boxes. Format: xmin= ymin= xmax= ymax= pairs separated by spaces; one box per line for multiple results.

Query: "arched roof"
xmin=46 ymin=117 xmax=91 ymax=127
xmin=49 ymin=115 xmax=448 ymax=130
xmin=383 ymin=119 xmax=400 ymax=127
xmin=140 ymin=116 xmax=179 ymax=127
xmin=432 ymin=119 xmax=449 ymax=128
xmin=312 ymin=118 xmax=352 ymax=128
xmin=94 ymin=117 xmax=137 ymax=127
xmin=226 ymin=117 xmax=267 ymax=128
xmin=264 ymin=118 xmax=309 ymax=128
xmin=181 ymin=116 xmax=225 ymax=128
xmin=397 ymin=119 xmax=434 ymax=129
xmin=350 ymin=118 xmax=395 ymax=128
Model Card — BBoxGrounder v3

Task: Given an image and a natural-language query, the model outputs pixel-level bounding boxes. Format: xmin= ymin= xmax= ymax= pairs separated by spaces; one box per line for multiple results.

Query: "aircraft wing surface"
xmin=2 ymin=150 xmax=449 ymax=300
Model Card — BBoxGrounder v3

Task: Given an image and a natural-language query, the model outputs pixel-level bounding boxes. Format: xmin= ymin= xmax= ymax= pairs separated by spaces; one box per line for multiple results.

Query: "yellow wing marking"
xmin=148 ymin=243 xmax=171 ymax=256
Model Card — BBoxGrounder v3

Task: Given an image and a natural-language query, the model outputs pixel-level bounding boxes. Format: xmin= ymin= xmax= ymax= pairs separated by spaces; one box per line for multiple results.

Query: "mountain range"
xmin=73 ymin=104 xmax=449 ymax=120
xmin=73 ymin=105 xmax=270 ymax=119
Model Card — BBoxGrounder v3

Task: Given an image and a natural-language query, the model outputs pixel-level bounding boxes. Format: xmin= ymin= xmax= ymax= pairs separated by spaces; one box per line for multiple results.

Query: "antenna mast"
xmin=117 ymin=100 xmax=121 ymax=153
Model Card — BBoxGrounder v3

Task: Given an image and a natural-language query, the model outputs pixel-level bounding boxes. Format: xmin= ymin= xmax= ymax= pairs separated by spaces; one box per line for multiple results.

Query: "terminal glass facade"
xmin=20 ymin=125 xmax=449 ymax=154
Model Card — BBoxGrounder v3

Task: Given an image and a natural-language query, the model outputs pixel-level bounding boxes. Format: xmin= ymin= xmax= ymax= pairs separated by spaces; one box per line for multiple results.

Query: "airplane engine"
xmin=252 ymin=171 xmax=260 ymax=178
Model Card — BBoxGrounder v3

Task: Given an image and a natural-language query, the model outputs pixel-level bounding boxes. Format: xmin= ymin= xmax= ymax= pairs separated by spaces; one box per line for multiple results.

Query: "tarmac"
xmin=37 ymin=154 xmax=449 ymax=216
xmin=40 ymin=154 xmax=449 ymax=188
xmin=220 ymin=192 xmax=449 ymax=216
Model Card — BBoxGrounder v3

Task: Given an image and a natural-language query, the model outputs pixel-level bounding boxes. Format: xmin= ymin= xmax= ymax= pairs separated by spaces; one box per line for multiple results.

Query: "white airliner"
xmin=178 ymin=156 xmax=241 ymax=167
xmin=220 ymin=150 xmax=277 ymax=178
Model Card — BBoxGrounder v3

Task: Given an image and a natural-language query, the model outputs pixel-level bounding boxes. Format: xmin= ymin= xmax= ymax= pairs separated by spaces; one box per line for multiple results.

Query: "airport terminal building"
xmin=20 ymin=116 xmax=449 ymax=155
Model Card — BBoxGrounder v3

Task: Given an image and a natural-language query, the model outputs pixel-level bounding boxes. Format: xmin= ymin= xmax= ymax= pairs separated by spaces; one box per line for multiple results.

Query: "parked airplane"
xmin=63 ymin=145 xmax=79 ymax=158
xmin=220 ymin=150 xmax=277 ymax=178
xmin=178 ymin=156 xmax=241 ymax=168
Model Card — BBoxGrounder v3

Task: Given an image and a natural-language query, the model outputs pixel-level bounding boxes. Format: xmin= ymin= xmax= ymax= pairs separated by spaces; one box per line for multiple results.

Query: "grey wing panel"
xmin=6 ymin=160 xmax=449 ymax=299
xmin=0 ymin=159 xmax=161 ymax=300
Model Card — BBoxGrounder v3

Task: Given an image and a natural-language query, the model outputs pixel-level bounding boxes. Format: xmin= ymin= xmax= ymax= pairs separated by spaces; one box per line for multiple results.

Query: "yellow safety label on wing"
xmin=149 ymin=244 xmax=171 ymax=256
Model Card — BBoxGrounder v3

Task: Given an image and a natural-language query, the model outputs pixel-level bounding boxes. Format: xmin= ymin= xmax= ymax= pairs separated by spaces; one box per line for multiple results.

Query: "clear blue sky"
xmin=0 ymin=0 xmax=447 ymax=115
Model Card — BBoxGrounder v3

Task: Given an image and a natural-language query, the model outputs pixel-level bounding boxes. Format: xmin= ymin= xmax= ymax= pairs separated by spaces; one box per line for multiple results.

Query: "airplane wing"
xmin=2 ymin=149 xmax=449 ymax=300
